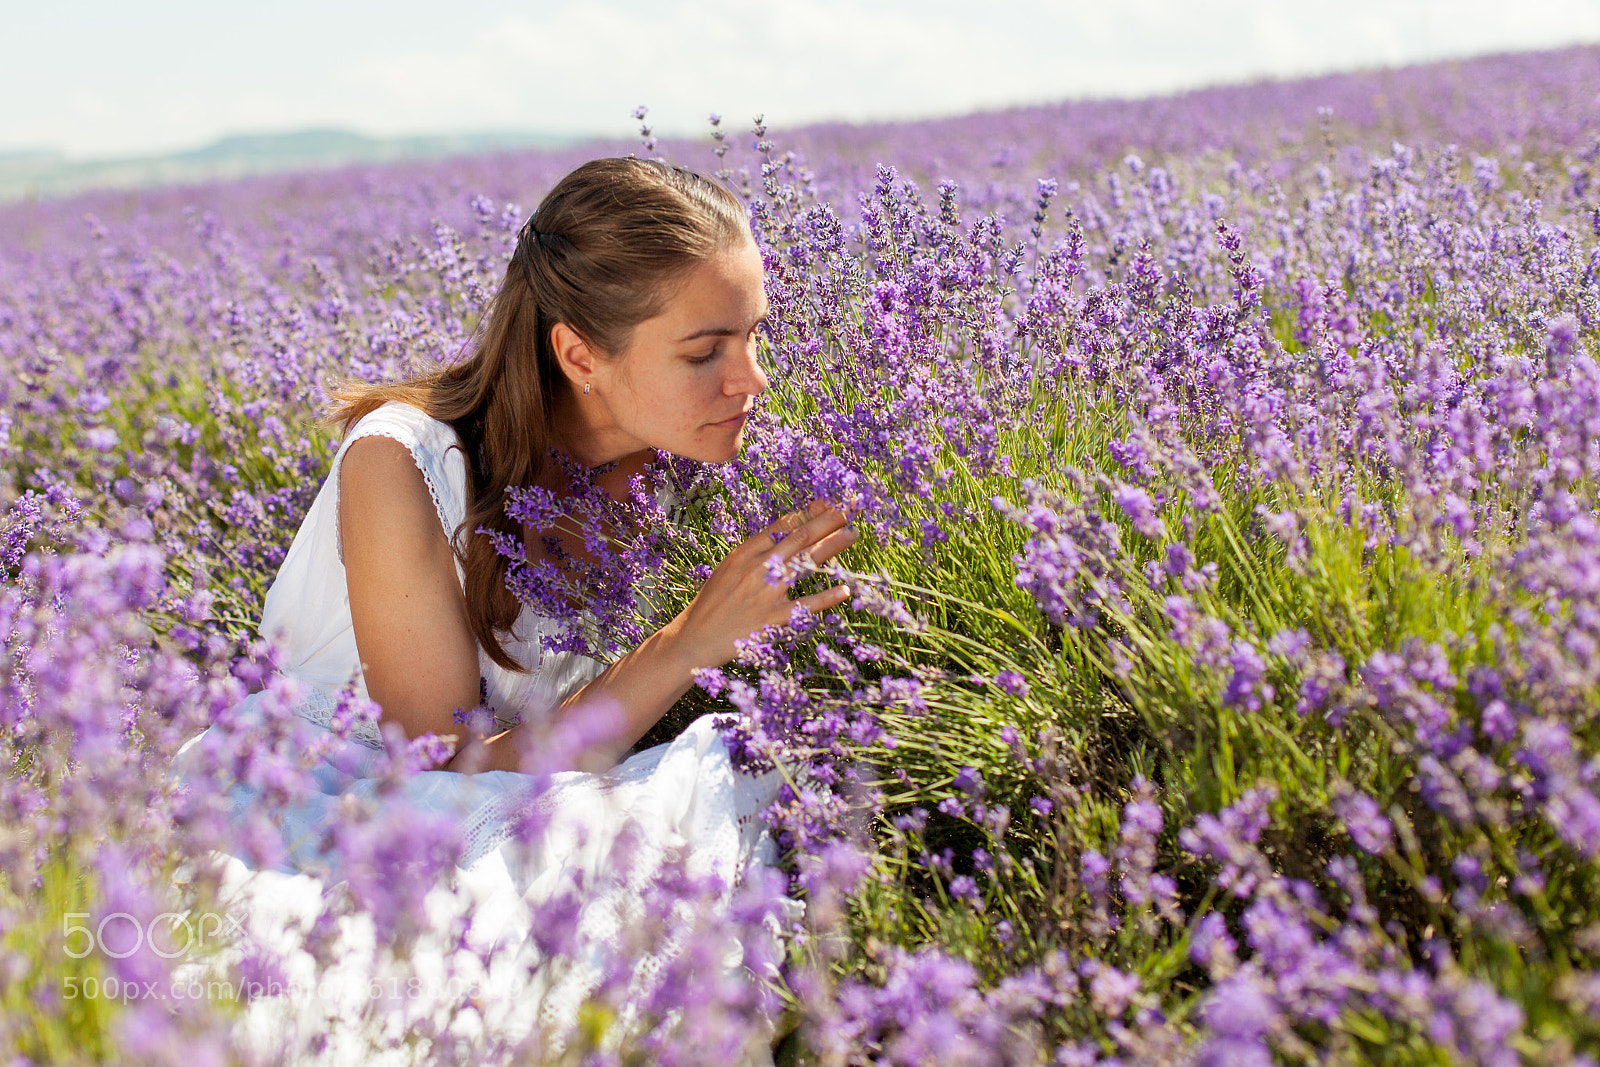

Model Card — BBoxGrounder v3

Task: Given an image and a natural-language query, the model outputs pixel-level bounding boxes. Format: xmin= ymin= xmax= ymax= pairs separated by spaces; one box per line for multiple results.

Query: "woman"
xmin=173 ymin=157 xmax=853 ymax=1061
xmin=335 ymin=156 xmax=854 ymax=775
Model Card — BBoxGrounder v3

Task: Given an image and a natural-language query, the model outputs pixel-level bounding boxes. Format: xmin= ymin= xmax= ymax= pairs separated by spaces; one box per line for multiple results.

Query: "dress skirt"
xmin=169 ymin=689 xmax=791 ymax=1065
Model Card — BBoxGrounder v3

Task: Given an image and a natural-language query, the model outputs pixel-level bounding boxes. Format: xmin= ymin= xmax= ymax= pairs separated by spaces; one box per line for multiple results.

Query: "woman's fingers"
xmin=807 ymin=525 xmax=858 ymax=565
xmin=747 ymin=499 xmax=850 ymax=559
xmin=774 ymin=505 xmax=850 ymax=560
xmin=732 ymin=503 xmax=856 ymax=625
xmin=792 ymin=583 xmax=851 ymax=616
xmin=756 ymin=499 xmax=827 ymax=541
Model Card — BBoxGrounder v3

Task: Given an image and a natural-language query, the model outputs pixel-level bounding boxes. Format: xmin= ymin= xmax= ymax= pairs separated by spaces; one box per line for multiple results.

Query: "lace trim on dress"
xmin=290 ymin=680 xmax=523 ymax=754
xmin=331 ymin=427 xmax=464 ymax=567
xmin=293 ymin=684 xmax=386 ymax=748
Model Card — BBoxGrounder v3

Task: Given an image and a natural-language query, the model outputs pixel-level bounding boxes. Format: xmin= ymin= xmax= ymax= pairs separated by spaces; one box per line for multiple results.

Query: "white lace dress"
xmin=171 ymin=402 xmax=786 ymax=1063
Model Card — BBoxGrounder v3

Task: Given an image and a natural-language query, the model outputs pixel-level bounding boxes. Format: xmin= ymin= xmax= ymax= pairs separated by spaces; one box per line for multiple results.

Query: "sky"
xmin=6 ymin=0 xmax=1600 ymax=160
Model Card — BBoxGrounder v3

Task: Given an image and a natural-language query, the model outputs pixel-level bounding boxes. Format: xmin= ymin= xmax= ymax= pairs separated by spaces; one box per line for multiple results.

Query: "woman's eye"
xmin=688 ymin=350 xmax=717 ymax=365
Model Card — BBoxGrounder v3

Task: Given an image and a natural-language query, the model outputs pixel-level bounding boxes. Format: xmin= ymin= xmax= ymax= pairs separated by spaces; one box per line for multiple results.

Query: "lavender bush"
xmin=5 ymin=44 xmax=1600 ymax=1065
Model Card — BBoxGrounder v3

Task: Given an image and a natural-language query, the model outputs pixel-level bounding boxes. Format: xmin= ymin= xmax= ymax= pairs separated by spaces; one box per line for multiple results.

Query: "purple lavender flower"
xmin=1333 ymin=789 xmax=1394 ymax=854
xmin=1223 ymin=639 xmax=1273 ymax=712
xmin=1547 ymin=313 xmax=1579 ymax=359
xmin=994 ymin=481 xmax=1125 ymax=628
xmin=1190 ymin=912 xmax=1238 ymax=972
xmin=1112 ymin=482 xmax=1163 ymax=538
xmin=1195 ymin=977 xmax=1277 ymax=1067
xmin=1179 ymin=788 xmax=1276 ymax=898
xmin=992 ymin=670 xmax=1031 ymax=697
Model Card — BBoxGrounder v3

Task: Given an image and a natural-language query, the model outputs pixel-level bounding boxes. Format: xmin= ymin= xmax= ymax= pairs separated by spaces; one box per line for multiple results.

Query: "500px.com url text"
xmin=62 ymin=974 xmax=533 ymax=1004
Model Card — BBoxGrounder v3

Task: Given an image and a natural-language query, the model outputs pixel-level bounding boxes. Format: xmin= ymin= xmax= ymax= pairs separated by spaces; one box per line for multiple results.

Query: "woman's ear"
xmin=549 ymin=322 xmax=597 ymax=389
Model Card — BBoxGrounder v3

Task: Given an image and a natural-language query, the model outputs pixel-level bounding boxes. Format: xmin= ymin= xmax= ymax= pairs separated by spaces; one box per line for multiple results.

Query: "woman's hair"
xmin=332 ymin=157 xmax=750 ymax=670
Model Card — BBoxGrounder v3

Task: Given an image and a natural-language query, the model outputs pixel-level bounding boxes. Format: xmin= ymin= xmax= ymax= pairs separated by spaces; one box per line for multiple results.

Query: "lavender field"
xmin=5 ymin=44 xmax=1600 ymax=1065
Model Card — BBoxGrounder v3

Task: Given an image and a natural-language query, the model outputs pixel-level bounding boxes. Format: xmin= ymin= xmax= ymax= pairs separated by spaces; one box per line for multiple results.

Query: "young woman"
xmin=173 ymin=157 xmax=853 ymax=1057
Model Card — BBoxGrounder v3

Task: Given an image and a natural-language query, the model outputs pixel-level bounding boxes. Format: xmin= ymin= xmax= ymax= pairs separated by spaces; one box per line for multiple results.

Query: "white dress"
xmin=171 ymin=402 xmax=787 ymax=1064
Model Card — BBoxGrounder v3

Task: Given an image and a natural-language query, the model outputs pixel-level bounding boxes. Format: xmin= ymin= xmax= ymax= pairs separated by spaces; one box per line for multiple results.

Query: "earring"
xmin=583 ymin=382 xmax=591 ymax=395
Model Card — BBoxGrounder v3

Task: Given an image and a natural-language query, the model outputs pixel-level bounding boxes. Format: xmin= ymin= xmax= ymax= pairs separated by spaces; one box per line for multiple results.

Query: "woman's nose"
xmin=727 ymin=339 xmax=769 ymax=397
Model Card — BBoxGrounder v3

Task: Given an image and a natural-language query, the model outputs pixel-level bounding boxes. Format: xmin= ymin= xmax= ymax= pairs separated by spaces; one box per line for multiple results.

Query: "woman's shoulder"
xmin=343 ymin=400 xmax=462 ymax=455
xmin=336 ymin=400 xmax=470 ymax=534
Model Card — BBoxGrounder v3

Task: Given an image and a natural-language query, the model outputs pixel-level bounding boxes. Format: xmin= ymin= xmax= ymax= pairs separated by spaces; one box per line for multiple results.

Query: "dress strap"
xmin=330 ymin=402 xmax=470 ymax=567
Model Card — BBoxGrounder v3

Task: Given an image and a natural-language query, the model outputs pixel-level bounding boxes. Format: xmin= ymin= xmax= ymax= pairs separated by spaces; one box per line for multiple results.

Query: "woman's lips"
xmin=712 ymin=411 xmax=749 ymax=429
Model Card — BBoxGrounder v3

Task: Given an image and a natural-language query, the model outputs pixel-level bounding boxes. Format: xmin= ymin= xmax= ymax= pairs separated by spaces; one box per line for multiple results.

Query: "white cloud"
xmin=3 ymin=0 xmax=1599 ymax=157
xmin=341 ymin=0 xmax=1052 ymax=136
xmin=338 ymin=0 xmax=1600 ymax=140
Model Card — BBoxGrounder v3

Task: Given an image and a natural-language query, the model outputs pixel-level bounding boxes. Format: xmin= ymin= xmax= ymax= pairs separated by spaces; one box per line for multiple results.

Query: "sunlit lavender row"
xmin=4 ymin=44 xmax=1600 ymax=1065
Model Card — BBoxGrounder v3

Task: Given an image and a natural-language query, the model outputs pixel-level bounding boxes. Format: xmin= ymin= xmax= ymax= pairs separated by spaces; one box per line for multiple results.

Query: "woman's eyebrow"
xmin=675 ymin=325 xmax=741 ymax=342
xmin=674 ymin=312 xmax=768 ymax=343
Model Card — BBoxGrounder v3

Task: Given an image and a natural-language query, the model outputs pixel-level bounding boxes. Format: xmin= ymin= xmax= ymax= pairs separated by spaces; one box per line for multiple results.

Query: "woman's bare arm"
xmin=340 ymin=435 xmax=482 ymax=761
xmin=340 ymin=436 xmax=855 ymax=774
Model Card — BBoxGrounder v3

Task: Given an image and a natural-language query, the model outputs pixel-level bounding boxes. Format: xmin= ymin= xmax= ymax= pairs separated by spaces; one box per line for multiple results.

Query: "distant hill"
xmin=0 ymin=128 xmax=587 ymax=202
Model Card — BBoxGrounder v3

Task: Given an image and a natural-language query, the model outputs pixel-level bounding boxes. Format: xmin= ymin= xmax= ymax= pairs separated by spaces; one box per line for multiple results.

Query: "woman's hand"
xmin=669 ymin=499 xmax=856 ymax=670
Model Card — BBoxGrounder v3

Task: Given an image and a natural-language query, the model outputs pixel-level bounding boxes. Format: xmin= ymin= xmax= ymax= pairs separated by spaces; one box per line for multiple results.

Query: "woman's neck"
xmin=546 ymin=390 xmax=654 ymax=495
xmin=549 ymin=388 xmax=647 ymax=471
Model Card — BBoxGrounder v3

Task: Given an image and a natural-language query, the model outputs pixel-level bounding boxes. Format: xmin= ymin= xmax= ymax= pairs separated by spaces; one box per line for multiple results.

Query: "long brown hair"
xmin=333 ymin=157 xmax=750 ymax=669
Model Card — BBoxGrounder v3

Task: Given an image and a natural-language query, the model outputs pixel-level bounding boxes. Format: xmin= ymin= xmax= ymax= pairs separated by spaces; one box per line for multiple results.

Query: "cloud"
xmin=339 ymin=0 xmax=1600 ymax=140
xmin=4 ymin=0 xmax=1599 ymax=156
xmin=342 ymin=0 xmax=1050 ymax=136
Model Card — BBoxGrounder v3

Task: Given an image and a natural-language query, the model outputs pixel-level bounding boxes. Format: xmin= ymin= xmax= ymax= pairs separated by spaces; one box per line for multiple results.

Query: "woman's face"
xmin=586 ymin=237 xmax=770 ymax=464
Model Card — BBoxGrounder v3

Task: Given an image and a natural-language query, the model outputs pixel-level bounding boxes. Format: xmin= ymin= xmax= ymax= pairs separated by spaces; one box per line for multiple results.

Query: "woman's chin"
xmin=659 ymin=438 xmax=742 ymax=465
